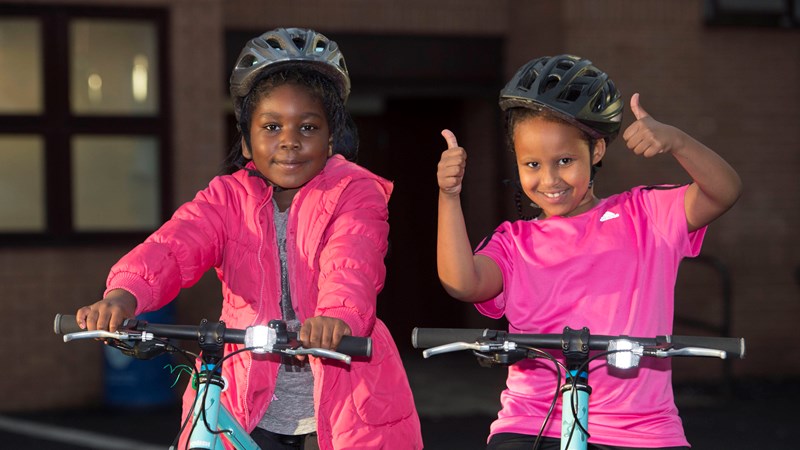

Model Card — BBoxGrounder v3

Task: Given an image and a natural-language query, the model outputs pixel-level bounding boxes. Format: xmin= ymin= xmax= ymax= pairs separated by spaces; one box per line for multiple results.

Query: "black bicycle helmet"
xmin=499 ymin=54 xmax=623 ymax=142
xmin=230 ymin=27 xmax=350 ymax=120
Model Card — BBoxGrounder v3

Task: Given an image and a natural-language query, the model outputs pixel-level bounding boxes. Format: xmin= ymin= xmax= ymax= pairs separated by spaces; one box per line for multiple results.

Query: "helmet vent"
xmin=583 ymin=69 xmax=599 ymax=78
xmin=314 ymin=40 xmax=327 ymax=53
xmin=561 ymin=86 xmax=583 ymax=102
xmin=238 ymin=55 xmax=257 ymax=68
xmin=541 ymin=75 xmax=561 ymax=93
xmin=515 ymin=60 xmax=539 ymax=91
xmin=266 ymin=38 xmax=282 ymax=50
xmin=556 ymin=60 xmax=575 ymax=71
xmin=292 ymin=37 xmax=306 ymax=50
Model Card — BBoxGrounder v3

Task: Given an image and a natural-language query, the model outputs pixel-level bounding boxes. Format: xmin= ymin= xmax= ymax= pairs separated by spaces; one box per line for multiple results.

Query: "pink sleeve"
xmin=106 ymin=178 xmax=229 ymax=314
xmin=315 ymin=178 xmax=391 ymax=336
xmin=473 ymin=224 xmax=513 ymax=319
xmin=639 ymin=185 xmax=707 ymax=258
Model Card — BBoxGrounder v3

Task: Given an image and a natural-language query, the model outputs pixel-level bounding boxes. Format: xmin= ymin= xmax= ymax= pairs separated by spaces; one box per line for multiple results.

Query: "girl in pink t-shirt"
xmin=436 ymin=55 xmax=742 ymax=449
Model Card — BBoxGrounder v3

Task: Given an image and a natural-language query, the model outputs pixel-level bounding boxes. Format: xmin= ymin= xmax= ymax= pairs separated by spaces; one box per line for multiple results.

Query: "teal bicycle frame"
xmin=184 ymin=363 xmax=259 ymax=450
xmin=561 ymin=369 xmax=589 ymax=450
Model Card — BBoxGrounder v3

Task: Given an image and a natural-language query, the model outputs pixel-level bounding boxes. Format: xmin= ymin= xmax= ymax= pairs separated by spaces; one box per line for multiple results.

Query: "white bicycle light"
xmin=244 ymin=325 xmax=277 ymax=354
xmin=607 ymin=339 xmax=642 ymax=369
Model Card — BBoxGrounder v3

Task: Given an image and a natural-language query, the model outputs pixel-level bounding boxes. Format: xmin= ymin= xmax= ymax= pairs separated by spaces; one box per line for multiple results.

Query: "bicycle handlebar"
xmin=411 ymin=327 xmax=745 ymax=360
xmin=55 ymin=314 xmax=372 ymax=362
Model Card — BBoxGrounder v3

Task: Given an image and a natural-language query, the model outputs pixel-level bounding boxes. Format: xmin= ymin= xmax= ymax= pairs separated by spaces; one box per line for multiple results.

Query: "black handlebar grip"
xmin=411 ymin=327 xmax=489 ymax=349
xmin=336 ymin=335 xmax=372 ymax=357
xmin=668 ymin=335 xmax=746 ymax=359
xmin=54 ymin=314 xmax=82 ymax=334
xmin=54 ymin=313 xmax=138 ymax=335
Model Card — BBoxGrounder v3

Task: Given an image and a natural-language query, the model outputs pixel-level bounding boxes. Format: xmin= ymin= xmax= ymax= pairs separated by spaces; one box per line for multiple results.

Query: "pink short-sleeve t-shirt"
xmin=475 ymin=185 xmax=706 ymax=448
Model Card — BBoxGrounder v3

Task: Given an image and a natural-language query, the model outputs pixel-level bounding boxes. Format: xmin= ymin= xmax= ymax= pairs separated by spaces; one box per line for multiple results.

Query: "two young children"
xmin=76 ymin=30 xmax=741 ymax=450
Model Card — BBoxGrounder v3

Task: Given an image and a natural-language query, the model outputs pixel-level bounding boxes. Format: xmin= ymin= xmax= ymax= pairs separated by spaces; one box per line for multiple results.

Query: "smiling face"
xmin=242 ymin=82 xmax=331 ymax=206
xmin=513 ymin=116 xmax=605 ymax=219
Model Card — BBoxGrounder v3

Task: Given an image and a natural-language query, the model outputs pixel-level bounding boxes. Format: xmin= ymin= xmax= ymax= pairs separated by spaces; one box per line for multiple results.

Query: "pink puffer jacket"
xmin=106 ymin=155 xmax=423 ymax=449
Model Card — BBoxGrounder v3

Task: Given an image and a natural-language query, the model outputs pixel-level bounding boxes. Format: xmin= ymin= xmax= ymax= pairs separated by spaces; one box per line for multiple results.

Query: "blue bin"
xmin=103 ymin=304 xmax=178 ymax=408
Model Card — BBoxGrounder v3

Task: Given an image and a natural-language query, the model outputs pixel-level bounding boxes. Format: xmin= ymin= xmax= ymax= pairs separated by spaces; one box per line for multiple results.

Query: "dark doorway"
xmin=354 ymin=98 xmax=471 ymax=350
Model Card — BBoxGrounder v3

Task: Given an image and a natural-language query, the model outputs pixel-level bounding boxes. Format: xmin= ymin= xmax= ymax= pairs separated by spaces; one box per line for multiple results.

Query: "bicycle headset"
xmin=499 ymin=54 xmax=623 ymax=144
xmin=229 ymin=27 xmax=351 ymax=122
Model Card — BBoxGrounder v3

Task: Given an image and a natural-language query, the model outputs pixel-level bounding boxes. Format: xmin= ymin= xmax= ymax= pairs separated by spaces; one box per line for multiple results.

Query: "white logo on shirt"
xmin=600 ymin=211 xmax=620 ymax=222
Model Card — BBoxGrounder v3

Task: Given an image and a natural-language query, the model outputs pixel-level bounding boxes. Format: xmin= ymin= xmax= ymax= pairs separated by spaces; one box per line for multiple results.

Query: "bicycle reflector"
xmin=244 ymin=326 xmax=277 ymax=354
xmin=607 ymin=339 xmax=642 ymax=369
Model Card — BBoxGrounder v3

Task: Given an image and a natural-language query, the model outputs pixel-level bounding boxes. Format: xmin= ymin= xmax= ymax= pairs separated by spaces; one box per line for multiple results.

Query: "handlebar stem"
xmin=561 ymin=327 xmax=591 ymax=371
xmin=198 ymin=319 xmax=226 ymax=364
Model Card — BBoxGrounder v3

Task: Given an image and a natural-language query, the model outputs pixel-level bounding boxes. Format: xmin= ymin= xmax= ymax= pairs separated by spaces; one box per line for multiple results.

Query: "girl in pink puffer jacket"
xmin=75 ymin=27 xmax=422 ymax=450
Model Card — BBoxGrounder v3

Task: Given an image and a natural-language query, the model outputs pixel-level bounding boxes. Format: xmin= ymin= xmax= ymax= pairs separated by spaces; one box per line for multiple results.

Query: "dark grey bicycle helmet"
xmin=230 ymin=27 xmax=350 ymax=120
xmin=499 ymin=54 xmax=623 ymax=142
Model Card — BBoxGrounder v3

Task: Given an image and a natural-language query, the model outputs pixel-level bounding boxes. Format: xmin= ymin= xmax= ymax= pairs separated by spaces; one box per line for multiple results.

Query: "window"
xmin=0 ymin=5 xmax=169 ymax=243
xmin=705 ymin=0 xmax=799 ymax=27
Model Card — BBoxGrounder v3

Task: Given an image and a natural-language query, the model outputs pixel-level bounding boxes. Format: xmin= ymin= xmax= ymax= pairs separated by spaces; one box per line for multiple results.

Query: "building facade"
xmin=1 ymin=0 xmax=798 ymax=411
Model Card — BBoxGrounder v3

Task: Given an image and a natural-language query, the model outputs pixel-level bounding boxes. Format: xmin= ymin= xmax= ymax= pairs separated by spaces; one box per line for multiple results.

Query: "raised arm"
xmin=437 ymin=129 xmax=503 ymax=303
xmin=623 ymin=93 xmax=742 ymax=232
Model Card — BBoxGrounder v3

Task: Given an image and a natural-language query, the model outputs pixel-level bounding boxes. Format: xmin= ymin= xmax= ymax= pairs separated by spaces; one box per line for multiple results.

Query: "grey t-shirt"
xmin=257 ymin=202 xmax=316 ymax=435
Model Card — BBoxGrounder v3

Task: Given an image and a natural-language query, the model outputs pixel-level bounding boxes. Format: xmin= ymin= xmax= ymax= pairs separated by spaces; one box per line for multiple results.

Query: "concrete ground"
xmin=0 ymin=351 xmax=794 ymax=449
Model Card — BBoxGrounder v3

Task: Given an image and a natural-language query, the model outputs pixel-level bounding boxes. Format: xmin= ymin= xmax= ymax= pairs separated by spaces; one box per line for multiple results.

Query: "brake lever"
xmin=63 ymin=330 xmax=154 ymax=343
xmin=645 ymin=347 xmax=727 ymax=359
xmin=422 ymin=341 xmax=516 ymax=358
xmin=283 ymin=348 xmax=352 ymax=364
xmin=63 ymin=330 xmax=133 ymax=342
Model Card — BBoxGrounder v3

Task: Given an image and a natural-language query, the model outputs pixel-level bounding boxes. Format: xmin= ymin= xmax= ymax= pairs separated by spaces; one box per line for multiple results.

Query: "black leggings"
xmin=487 ymin=433 xmax=689 ymax=450
xmin=249 ymin=427 xmax=319 ymax=450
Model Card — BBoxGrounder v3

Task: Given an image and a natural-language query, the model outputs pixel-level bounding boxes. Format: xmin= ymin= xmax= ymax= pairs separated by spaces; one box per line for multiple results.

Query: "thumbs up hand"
xmin=623 ymin=93 xmax=686 ymax=158
xmin=437 ymin=129 xmax=467 ymax=196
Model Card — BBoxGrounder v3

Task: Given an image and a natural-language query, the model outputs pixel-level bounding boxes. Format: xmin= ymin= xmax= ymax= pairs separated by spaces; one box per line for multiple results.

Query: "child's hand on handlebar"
xmin=75 ymin=289 xmax=137 ymax=332
xmin=298 ymin=316 xmax=352 ymax=359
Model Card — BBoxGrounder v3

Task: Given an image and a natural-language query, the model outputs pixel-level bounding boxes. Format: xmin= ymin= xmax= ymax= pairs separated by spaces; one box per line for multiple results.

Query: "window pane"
xmin=72 ymin=135 xmax=160 ymax=231
xmin=0 ymin=136 xmax=45 ymax=231
xmin=70 ymin=20 xmax=159 ymax=115
xmin=0 ymin=19 xmax=43 ymax=114
xmin=715 ymin=0 xmax=785 ymax=13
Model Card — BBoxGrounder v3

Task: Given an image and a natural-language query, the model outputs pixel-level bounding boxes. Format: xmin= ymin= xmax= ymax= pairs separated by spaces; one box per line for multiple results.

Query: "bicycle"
xmin=411 ymin=326 xmax=745 ymax=450
xmin=54 ymin=313 xmax=372 ymax=450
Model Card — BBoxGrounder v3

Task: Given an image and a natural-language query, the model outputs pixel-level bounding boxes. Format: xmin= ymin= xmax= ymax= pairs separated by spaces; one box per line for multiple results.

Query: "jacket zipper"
xmin=243 ymin=195 xmax=271 ymax=430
